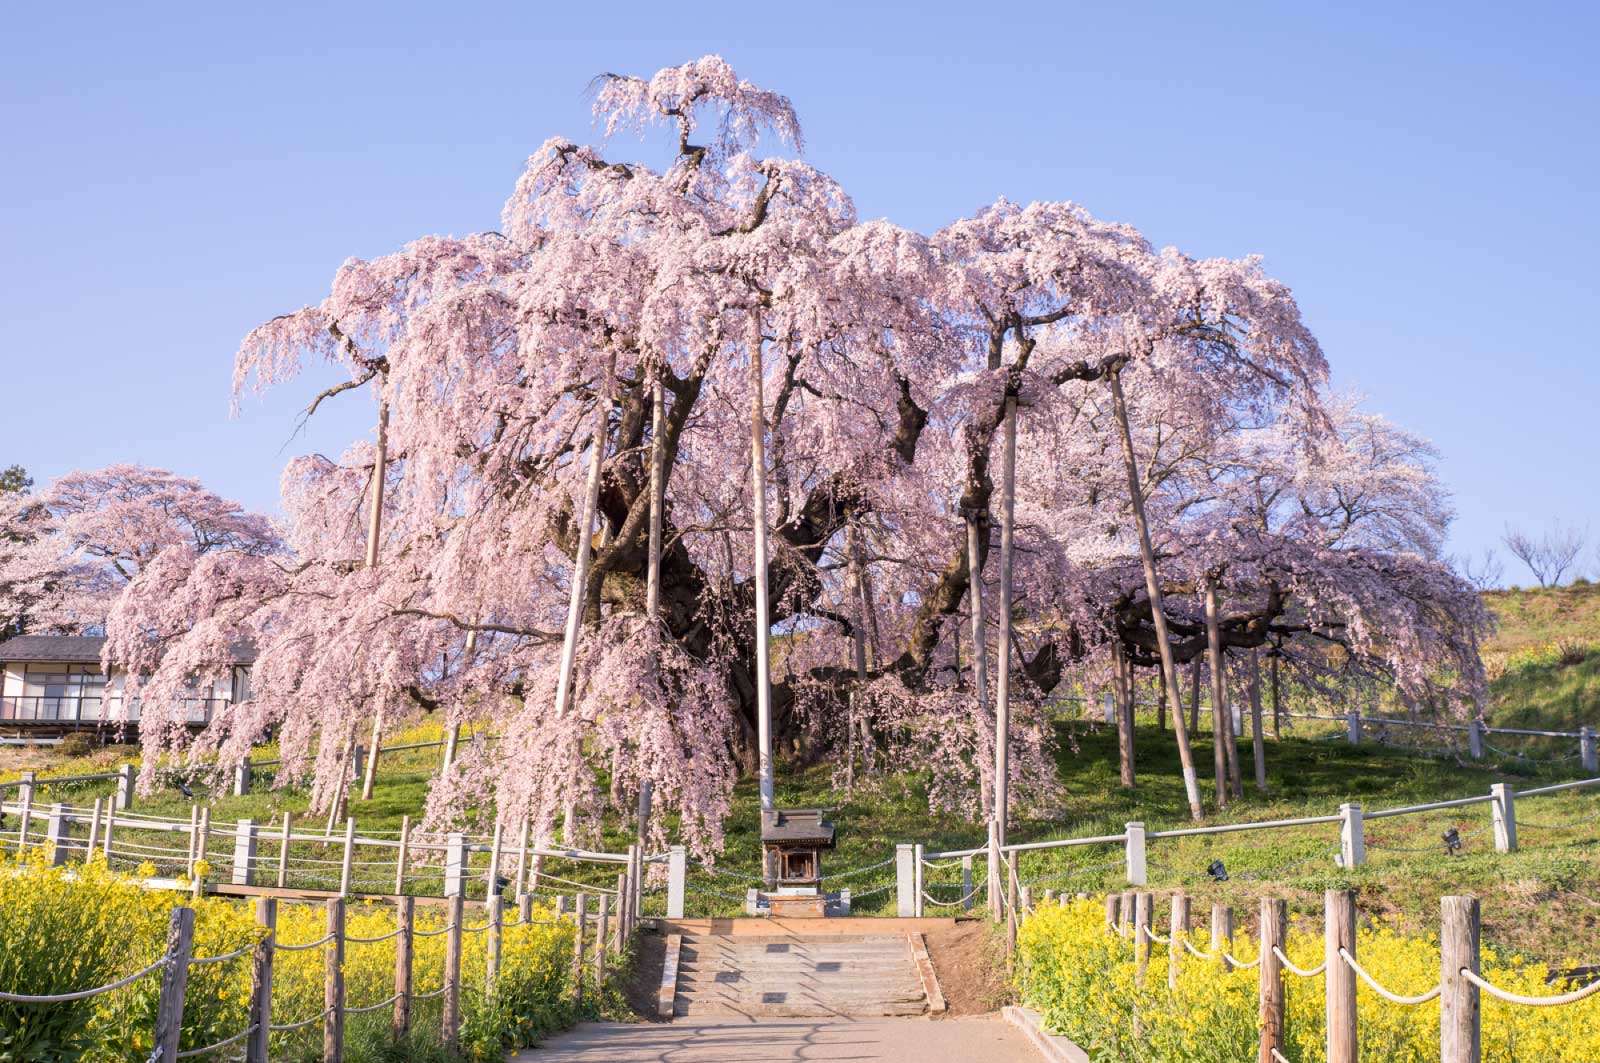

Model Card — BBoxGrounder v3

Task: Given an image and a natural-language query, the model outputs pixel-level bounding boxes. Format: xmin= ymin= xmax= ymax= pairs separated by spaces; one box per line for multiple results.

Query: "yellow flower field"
xmin=1015 ymin=898 xmax=1600 ymax=1063
xmin=0 ymin=850 xmax=581 ymax=1062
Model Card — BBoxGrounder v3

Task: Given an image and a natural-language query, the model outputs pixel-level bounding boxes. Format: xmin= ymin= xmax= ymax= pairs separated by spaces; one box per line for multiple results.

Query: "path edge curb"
xmin=1002 ymin=1005 xmax=1090 ymax=1063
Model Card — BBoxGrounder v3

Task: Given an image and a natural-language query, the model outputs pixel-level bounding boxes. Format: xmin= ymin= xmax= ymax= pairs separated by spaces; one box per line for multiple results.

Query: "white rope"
xmin=0 ymin=955 xmax=166 ymax=1002
xmin=1273 ymin=945 xmax=1326 ymax=979
xmin=344 ymin=928 xmax=404 ymax=944
xmin=344 ymin=992 xmax=403 ymax=1014
xmin=189 ymin=942 xmax=256 ymax=966
xmin=1183 ymin=938 xmax=1214 ymax=960
xmin=921 ymin=887 xmax=981 ymax=908
xmin=1337 ymin=948 xmax=1440 ymax=1005
xmin=1143 ymin=925 xmax=1171 ymax=944
xmin=1461 ymin=968 xmax=1600 ymax=1006
xmin=269 ymin=1007 xmax=331 ymax=1032
xmin=1225 ymin=951 xmax=1262 ymax=969
xmin=1271 ymin=1048 xmax=1292 ymax=1063
xmin=412 ymin=985 xmax=449 ymax=1000
xmin=174 ymin=1024 xmax=257 ymax=1058
xmin=413 ymin=923 xmax=458 ymax=938
xmin=460 ymin=922 xmax=492 ymax=935
xmin=274 ymin=933 xmax=335 ymax=952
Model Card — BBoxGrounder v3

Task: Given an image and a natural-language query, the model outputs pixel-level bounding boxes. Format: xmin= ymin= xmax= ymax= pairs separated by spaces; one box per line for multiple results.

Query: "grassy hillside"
xmin=1483 ymin=582 xmax=1600 ymax=733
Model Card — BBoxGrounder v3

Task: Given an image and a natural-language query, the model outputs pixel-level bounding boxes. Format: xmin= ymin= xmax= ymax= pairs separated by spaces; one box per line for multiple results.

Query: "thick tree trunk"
xmin=993 ymin=397 xmax=1017 ymax=842
xmin=1250 ymin=646 xmax=1267 ymax=792
xmin=966 ymin=518 xmax=993 ymax=820
xmin=1107 ymin=368 xmax=1204 ymax=820
xmin=1157 ymin=667 xmax=1166 ymax=732
xmin=748 ymin=320 xmax=775 ymax=813
xmin=1115 ymin=643 xmax=1135 ymax=788
xmin=1271 ymin=647 xmax=1282 ymax=738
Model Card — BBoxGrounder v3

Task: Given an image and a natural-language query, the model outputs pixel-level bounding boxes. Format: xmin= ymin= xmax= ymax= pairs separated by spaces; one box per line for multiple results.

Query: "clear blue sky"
xmin=3 ymin=1 xmax=1596 ymax=581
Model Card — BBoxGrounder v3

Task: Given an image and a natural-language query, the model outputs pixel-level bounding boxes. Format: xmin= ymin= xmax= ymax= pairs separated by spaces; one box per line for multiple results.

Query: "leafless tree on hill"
xmin=1502 ymin=520 xmax=1588 ymax=587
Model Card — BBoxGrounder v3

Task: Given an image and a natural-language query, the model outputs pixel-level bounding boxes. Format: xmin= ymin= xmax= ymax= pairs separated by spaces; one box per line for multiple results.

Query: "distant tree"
xmin=1453 ymin=548 xmax=1505 ymax=591
xmin=0 ymin=466 xmax=30 ymax=495
xmin=1502 ymin=521 xmax=1588 ymax=587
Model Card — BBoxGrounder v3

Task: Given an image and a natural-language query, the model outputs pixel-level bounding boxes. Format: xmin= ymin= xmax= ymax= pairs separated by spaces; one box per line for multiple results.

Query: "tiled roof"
xmin=0 ymin=635 xmax=108 ymax=663
xmin=761 ymin=808 xmax=836 ymax=846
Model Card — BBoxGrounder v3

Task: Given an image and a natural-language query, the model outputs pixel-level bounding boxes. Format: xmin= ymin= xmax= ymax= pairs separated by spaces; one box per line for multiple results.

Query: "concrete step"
xmin=671 ymin=932 xmax=929 ymax=1018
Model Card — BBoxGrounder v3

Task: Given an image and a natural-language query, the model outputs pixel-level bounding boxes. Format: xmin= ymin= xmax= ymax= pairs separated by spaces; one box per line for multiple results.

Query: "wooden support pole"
xmin=993 ymin=394 xmax=1017 ymax=844
xmin=1325 ymin=889 xmax=1357 ymax=1063
xmin=518 ymin=892 xmax=532 ymax=924
xmin=442 ymin=893 xmax=463 ymax=1051
xmin=1106 ymin=893 xmax=1121 ymax=927
xmin=324 ymin=898 xmax=345 ymax=1063
xmin=393 ymin=896 xmax=414 ymax=1039
xmin=193 ymin=808 xmax=210 ymax=897
xmin=1211 ymin=904 xmax=1235 ymax=973
xmin=986 ymin=820 xmax=1002 ymax=920
xmin=614 ymin=873 xmax=628 ymax=951
xmin=1249 ymin=647 xmax=1267 ymax=791
xmin=247 ymin=898 xmax=275 ymax=1063
xmin=152 ymin=906 xmax=196 ymax=1063
xmin=101 ymin=802 xmax=116 ymax=863
xmin=1441 ymin=895 xmax=1481 ymax=1063
xmin=1258 ymin=898 xmax=1286 ymax=1063
xmin=486 ymin=895 xmax=503 ymax=997
xmin=595 ymin=893 xmax=610 ymax=987
xmin=572 ymin=894 xmax=588 ymax=1003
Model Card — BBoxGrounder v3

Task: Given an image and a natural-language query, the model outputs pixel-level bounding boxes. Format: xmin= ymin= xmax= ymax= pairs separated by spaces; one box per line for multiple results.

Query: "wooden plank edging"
xmin=906 ymin=932 xmax=946 ymax=1013
xmin=657 ymin=933 xmax=682 ymax=1019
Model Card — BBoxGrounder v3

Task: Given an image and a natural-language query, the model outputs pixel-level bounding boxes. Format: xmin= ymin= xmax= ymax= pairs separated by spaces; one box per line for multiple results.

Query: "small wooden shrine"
xmin=750 ymin=808 xmax=839 ymax=916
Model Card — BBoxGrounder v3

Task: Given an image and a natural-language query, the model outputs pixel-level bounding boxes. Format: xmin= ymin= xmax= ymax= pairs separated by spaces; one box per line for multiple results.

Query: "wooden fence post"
xmin=1168 ymin=892 xmax=1190 ymax=990
xmin=1490 ymin=783 xmax=1517 ymax=853
xmin=518 ymin=892 xmax=532 ymax=924
xmin=1006 ymin=857 xmax=1020 ymax=956
xmin=324 ymin=898 xmax=345 ymax=1063
xmin=1258 ymin=898 xmax=1286 ymax=1063
xmin=14 ymin=773 xmax=32 ymax=855
xmin=185 ymin=806 xmax=200 ymax=874
xmin=667 ymin=845 xmax=687 ymax=918
xmin=247 ymin=898 xmax=275 ymax=1063
xmin=1441 ymin=895 xmax=1481 ymax=1063
xmin=442 ymin=893 xmax=463 ymax=1051
xmin=1134 ymin=892 xmax=1152 ymax=981
xmin=1211 ymin=904 xmax=1235 ymax=972
xmin=102 ymin=801 xmax=116 ymax=862
xmin=513 ymin=819 xmax=530 ymax=899
xmin=1125 ymin=822 xmax=1147 ymax=885
xmin=595 ymin=893 xmax=610 ymax=987
xmin=87 ymin=797 xmax=103 ymax=858
xmin=1106 ymin=893 xmax=1121 ymax=927
xmin=485 ymin=821 xmax=503 ymax=898
xmin=1119 ymin=891 xmax=1135 ymax=936
xmin=1325 ymin=889 xmax=1357 ymax=1063
xmin=277 ymin=813 xmax=292 ymax=889
xmin=193 ymin=808 xmax=211 ymax=898
xmin=393 ymin=895 xmax=414 ymax=1038
xmin=395 ymin=815 xmax=411 ymax=895
xmin=614 ymin=872 xmax=628 ymax=950
xmin=486 ymin=894 xmax=503 ymax=998
xmin=152 ymin=906 xmax=196 ymax=1063
xmin=572 ymin=894 xmax=588 ymax=1003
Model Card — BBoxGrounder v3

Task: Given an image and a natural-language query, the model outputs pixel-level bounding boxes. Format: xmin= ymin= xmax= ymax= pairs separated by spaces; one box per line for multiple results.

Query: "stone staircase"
xmin=672 ymin=933 xmax=931 ymax=1018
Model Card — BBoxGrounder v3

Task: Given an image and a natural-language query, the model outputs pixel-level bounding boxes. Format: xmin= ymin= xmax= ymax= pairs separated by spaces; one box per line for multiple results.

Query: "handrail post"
xmin=1258 ymin=898 xmax=1286 ymax=1063
xmin=1325 ymin=889 xmax=1357 ymax=1063
xmin=485 ymin=821 xmax=503 ymax=899
xmin=1125 ymin=822 xmax=1147 ymax=885
xmin=667 ymin=845 xmax=687 ymax=918
xmin=233 ymin=818 xmax=258 ymax=886
xmin=395 ymin=814 xmax=411 ymax=895
xmin=193 ymin=808 xmax=210 ymax=898
xmin=15 ymin=773 xmax=32 ymax=855
xmin=45 ymin=802 xmax=68 ymax=866
xmin=444 ymin=832 xmax=467 ymax=899
xmin=614 ymin=872 xmax=628 ymax=951
xmin=324 ymin=898 xmax=345 ymax=1063
xmin=1468 ymin=719 xmax=1484 ymax=760
xmin=1168 ymin=892 xmax=1189 ymax=990
xmin=913 ymin=843 xmax=925 ymax=917
xmin=102 ymin=801 xmax=116 ymax=862
xmin=246 ymin=898 xmax=275 ymax=1063
xmin=152 ymin=906 xmax=196 ymax=1063
xmin=1581 ymin=725 xmax=1598 ymax=773
xmin=1441 ymin=895 xmax=1481 ymax=1063
xmin=277 ymin=813 xmax=292 ymax=889
xmin=233 ymin=760 xmax=251 ymax=797
xmin=393 ymin=895 xmax=414 ymax=1038
xmin=1346 ymin=710 xmax=1361 ymax=745
xmin=961 ymin=855 xmax=974 ymax=912
xmin=896 ymin=844 xmax=915 ymax=918
xmin=87 ymin=797 xmax=103 ymax=858
xmin=1490 ymin=783 xmax=1517 ymax=853
xmin=1339 ymin=802 xmax=1365 ymax=867
xmin=442 ymin=893 xmax=463 ymax=1050
xmin=594 ymin=893 xmax=609 ymax=988
xmin=1211 ymin=904 xmax=1235 ymax=973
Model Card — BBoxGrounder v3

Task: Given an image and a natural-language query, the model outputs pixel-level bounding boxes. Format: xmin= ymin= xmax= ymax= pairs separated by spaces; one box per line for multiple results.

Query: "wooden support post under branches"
xmin=968 ymin=516 xmax=994 ymax=826
xmin=572 ymin=894 xmax=588 ymax=1003
xmin=1249 ymin=647 xmax=1267 ymax=791
xmin=1115 ymin=643 xmax=1136 ymax=788
xmin=1106 ymin=364 xmax=1204 ymax=821
xmin=1205 ymin=577 xmax=1241 ymax=805
xmin=393 ymin=896 xmax=414 ymax=1039
xmin=993 ymin=395 xmax=1019 ymax=844
xmin=1325 ymin=889 xmax=1358 ymax=1063
xmin=1258 ymin=898 xmax=1286 ymax=1063
xmin=748 ymin=318 xmax=776 ymax=814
